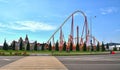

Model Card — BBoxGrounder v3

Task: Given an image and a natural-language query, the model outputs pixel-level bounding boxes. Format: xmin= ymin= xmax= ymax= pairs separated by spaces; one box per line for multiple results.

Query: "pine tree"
xmin=96 ymin=42 xmax=100 ymax=51
xmin=12 ymin=40 xmax=16 ymax=50
xmin=55 ymin=40 xmax=59 ymax=51
xmin=3 ymin=40 xmax=9 ymax=50
xmin=83 ymin=42 xmax=87 ymax=51
xmin=101 ymin=42 xmax=105 ymax=51
xmin=34 ymin=41 xmax=37 ymax=51
xmin=76 ymin=42 xmax=79 ymax=51
xmin=48 ymin=42 xmax=52 ymax=51
xmin=26 ymin=41 xmax=30 ymax=51
xmin=90 ymin=40 xmax=94 ymax=51
xmin=70 ymin=42 xmax=73 ymax=51
xmin=19 ymin=37 xmax=23 ymax=50
xmin=63 ymin=42 xmax=66 ymax=51
xmin=91 ymin=45 xmax=94 ymax=51
xmin=113 ymin=45 xmax=117 ymax=51
xmin=106 ymin=43 xmax=109 ymax=50
xmin=41 ymin=43 xmax=44 ymax=51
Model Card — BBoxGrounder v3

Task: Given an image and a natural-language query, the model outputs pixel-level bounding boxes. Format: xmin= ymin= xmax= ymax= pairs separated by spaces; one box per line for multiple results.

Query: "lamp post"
xmin=90 ymin=16 xmax=96 ymax=52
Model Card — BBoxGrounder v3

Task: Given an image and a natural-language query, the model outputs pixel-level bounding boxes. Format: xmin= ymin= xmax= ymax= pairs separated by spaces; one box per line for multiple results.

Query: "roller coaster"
xmin=46 ymin=10 xmax=99 ymax=51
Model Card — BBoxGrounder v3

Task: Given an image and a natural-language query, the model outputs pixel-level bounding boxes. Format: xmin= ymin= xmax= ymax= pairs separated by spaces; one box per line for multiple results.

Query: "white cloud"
xmin=100 ymin=7 xmax=118 ymax=15
xmin=0 ymin=30 xmax=15 ymax=34
xmin=0 ymin=21 xmax=57 ymax=32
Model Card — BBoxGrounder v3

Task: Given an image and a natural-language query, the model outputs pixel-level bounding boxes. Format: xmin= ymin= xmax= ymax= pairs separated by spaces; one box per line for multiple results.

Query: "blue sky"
xmin=0 ymin=0 xmax=120 ymax=45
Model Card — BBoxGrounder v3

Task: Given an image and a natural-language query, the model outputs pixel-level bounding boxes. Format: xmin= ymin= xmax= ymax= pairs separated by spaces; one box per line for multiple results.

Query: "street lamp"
xmin=90 ymin=16 xmax=96 ymax=52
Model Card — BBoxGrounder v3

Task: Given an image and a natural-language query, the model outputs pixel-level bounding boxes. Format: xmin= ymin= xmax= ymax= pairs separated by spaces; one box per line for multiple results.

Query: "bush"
xmin=0 ymin=52 xmax=5 ymax=55
xmin=9 ymin=52 xmax=12 ymax=55
xmin=113 ymin=47 xmax=117 ymax=51
xmin=22 ymin=52 xmax=29 ymax=56
xmin=14 ymin=52 xmax=22 ymax=56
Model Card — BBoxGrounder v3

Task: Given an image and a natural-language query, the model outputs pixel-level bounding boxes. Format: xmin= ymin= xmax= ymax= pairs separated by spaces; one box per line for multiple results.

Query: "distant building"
xmin=11 ymin=35 xmax=42 ymax=50
xmin=106 ymin=43 xmax=120 ymax=50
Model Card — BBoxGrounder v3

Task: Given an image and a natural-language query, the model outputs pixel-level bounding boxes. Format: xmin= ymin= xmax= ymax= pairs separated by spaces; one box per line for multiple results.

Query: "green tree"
xmin=90 ymin=40 xmax=93 ymax=51
xmin=41 ymin=43 xmax=45 ymax=51
xmin=26 ymin=41 xmax=30 ymax=51
xmin=63 ymin=42 xmax=66 ymax=51
xmin=106 ymin=43 xmax=109 ymax=51
xmin=70 ymin=42 xmax=73 ymax=51
xmin=101 ymin=42 xmax=105 ymax=51
xmin=76 ymin=42 xmax=79 ymax=51
xmin=91 ymin=45 xmax=94 ymax=51
xmin=34 ymin=41 xmax=37 ymax=51
xmin=55 ymin=40 xmax=59 ymax=51
xmin=19 ymin=37 xmax=23 ymax=50
xmin=83 ymin=42 xmax=87 ymax=51
xmin=48 ymin=42 xmax=52 ymax=51
xmin=3 ymin=40 xmax=9 ymax=50
xmin=12 ymin=40 xmax=16 ymax=50
xmin=113 ymin=45 xmax=117 ymax=51
xmin=96 ymin=42 xmax=100 ymax=51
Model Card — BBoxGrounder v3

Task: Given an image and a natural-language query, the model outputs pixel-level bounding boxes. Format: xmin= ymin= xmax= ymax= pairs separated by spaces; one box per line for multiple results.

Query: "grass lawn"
xmin=51 ymin=51 xmax=110 ymax=56
xmin=0 ymin=49 xmax=111 ymax=56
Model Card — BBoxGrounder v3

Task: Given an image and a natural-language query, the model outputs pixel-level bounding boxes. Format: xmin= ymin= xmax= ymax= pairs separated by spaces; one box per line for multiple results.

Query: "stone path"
xmin=0 ymin=56 xmax=68 ymax=70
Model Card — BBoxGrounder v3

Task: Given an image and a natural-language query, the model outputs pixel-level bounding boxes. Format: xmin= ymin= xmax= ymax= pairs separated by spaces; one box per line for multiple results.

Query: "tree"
xmin=55 ymin=40 xmax=59 ymax=51
xmin=26 ymin=41 xmax=30 ymax=51
xmin=48 ymin=42 xmax=52 ymax=51
xmin=101 ymin=42 xmax=105 ymax=51
xmin=34 ymin=41 xmax=37 ymax=51
xmin=70 ymin=42 xmax=73 ymax=51
xmin=91 ymin=45 xmax=94 ymax=51
xmin=96 ymin=42 xmax=100 ymax=51
xmin=19 ymin=37 xmax=23 ymax=50
xmin=83 ymin=42 xmax=87 ymax=51
xmin=41 ymin=43 xmax=45 ymax=51
xmin=12 ymin=40 xmax=16 ymax=50
xmin=90 ymin=40 xmax=93 ymax=51
xmin=113 ymin=45 xmax=117 ymax=51
xmin=106 ymin=43 xmax=109 ymax=50
xmin=76 ymin=42 xmax=79 ymax=51
xmin=3 ymin=40 xmax=9 ymax=50
xmin=63 ymin=42 xmax=66 ymax=51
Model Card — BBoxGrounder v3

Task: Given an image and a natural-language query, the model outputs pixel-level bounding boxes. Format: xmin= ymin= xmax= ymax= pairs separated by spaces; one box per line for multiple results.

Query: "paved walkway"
xmin=0 ymin=56 xmax=68 ymax=70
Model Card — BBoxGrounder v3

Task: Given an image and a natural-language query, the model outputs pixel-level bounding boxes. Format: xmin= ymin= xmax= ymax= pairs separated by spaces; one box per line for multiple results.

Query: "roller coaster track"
xmin=46 ymin=10 xmax=89 ymax=45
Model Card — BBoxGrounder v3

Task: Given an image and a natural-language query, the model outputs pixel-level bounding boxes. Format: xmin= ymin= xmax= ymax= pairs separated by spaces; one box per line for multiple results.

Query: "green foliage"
xmin=83 ymin=42 xmax=87 ymax=51
xmin=96 ymin=42 xmax=100 ymax=51
xmin=34 ymin=41 xmax=38 ymax=51
xmin=76 ymin=42 xmax=79 ymax=51
xmin=106 ymin=43 xmax=109 ymax=50
xmin=12 ymin=40 xmax=16 ymax=50
xmin=113 ymin=46 xmax=117 ymax=51
xmin=26 ymin=41 xmax=30 ymax=51
xmin=101 ymin=42 xmax=105 ymax=51
xmin=48 ymin=42 xmax=52 ymax=51
xmin=91 ymin=45 xmax=94 ymax=51
xmin=3 ymin=40 xmax=9 ymax=50
xmin=90 ymin=40 xmax=93 ymax=51
xmin=55 ymin=40 xmax=59 ymax=51
xmin=19 ymin=37 xmax=23 ymax=50
xmin=41 ymin=44 xmax=44 ymax=51
xmin=63 ymin=42 xmax=66 ymax=51
xmin=70 ymin=42 xmax=73 ymax=51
